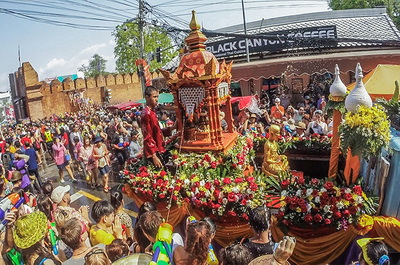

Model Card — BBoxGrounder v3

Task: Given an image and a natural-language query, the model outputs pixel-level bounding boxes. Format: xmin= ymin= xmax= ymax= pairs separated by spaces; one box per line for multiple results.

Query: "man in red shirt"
xmin=20 ymin=132 xmax=32 ymax=147
xmin=270 ymin=98 xmax=285 ymax=120
xmin=140 ymin=86 xmax=166 ymax=168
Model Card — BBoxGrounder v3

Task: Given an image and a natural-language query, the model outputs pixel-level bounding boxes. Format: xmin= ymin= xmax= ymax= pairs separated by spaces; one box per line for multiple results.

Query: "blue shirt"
xmin=24 ymin=148 xmax=38 ymax=170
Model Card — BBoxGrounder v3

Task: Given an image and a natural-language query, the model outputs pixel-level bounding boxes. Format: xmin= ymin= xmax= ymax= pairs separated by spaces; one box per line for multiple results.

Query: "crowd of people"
xmin=235 ymin=94 xmax=332 ymax=139
xmin=0 ymin=86 xmax=391 ymax=264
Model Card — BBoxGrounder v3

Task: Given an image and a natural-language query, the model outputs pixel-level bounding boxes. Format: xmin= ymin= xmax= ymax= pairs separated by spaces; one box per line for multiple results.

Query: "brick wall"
xmin=14 ymin=62 xmax=153 ymax=120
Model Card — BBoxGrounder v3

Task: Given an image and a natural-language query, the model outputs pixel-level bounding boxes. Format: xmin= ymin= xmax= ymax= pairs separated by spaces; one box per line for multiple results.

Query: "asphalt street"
xmin=40 ymin=161 xmax=139 ymax=224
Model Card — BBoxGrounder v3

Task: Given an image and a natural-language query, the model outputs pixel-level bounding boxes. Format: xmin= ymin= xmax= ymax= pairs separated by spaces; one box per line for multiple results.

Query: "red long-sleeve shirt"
xmin=140 ymin=106 xmax=165 ymax=158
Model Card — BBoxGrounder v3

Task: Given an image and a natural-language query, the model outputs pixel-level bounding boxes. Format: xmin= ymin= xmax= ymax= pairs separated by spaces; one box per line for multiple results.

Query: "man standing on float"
xmin=141 ymin=86 xmax=166 ymax=168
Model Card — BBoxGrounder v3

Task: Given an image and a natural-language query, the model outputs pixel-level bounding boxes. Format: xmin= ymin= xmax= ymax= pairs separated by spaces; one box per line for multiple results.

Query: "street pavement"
xmin=40 ymin=161 xmax=139 ymax=224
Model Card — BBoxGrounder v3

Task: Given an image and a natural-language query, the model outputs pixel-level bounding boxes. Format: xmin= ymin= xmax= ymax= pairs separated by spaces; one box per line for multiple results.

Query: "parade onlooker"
xmin=355 ymin=238 xmax=390 ymax=265
xmin=52 ymin=185 xmax=91 ymax=227
xmin=242 ymin=206 xmax=274 ymax=259
xmin=129 ymin=130 xmax=142 ymax=159
xmin=93 ymin=137 xmax=110 ymax=193
xmin=173 ymin=221 xmax=211 ymax=265
xmin=270 ymin=98 xmax=285 ymax=120
xmin=90 ymin=200 xmax=124 ymax=246
xmin=60 ymin=218 xmax=106 ymax=265
xmin=105 ymin=239 xmax=130 ymax=263
xmin=306 ymin=110 xmax=328 ymax=135
xmin=294 ymin=122 xmax=307 ymax=137
xmin=79 ymin=137 xmax=97 ymax=189
xmin=219 ymin=243 xmax=253 ymax=265
xmin=24 ymin=141 xmax=42 ymax=191
xmin=52 ymin=137 xmax=76 ymax=183
xmin=110 ymin=191 xmax=133 ymax=243
xmin=13 ymin=211 xmax=62 ymax=265
xmin=84 ymin=247 xmax=111 ymax=265
xmin=293 ymin=106 xmax=305 ymax=124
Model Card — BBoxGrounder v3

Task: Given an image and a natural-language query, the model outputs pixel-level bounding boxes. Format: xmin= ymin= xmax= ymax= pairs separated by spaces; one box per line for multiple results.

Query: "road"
xmin=40 ymin=162 xmax=139 ymax=223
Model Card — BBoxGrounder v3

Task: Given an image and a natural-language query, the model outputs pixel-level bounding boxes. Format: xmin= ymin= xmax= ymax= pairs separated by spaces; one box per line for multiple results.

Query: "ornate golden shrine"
xmin=160 ymin=11 xmax=238 ymax=153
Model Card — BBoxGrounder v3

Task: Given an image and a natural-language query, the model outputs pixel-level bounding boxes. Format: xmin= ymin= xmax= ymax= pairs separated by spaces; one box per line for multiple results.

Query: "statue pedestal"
xmin=178 ymin=132 xmax=239 ymax=154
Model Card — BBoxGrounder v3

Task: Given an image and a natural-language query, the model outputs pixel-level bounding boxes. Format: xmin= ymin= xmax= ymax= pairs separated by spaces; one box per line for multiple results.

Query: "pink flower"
xmin=324 ymin=218 xmax=332 ymax=225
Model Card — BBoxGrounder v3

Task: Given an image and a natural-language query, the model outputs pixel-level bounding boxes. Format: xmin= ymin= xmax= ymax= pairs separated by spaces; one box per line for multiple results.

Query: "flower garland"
xmin=253 ymin=134 xmax=332 ymax=154
xmin=122 ymin=136 xmax=269 ymax=219
xmin=275 ymin=175 xmax=374 ymax=230
xmin=339 ymin=105 xmax=390 ymax=158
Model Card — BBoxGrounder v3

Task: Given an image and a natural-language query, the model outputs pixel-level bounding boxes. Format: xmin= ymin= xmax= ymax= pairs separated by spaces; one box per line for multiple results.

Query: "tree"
xmin=327 ymin=0 xmax=400 ymax=29
xmin=112 ymin=22 xmax=178 ymax=74
xmin=78 ymin=54 xmax=108 ymax=77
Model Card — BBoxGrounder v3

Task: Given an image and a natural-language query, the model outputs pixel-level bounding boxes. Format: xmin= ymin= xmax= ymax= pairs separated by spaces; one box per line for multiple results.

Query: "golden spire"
xmin=185 ymin=10 xmax=207 ymax=51
xmin=189 ymin=10 xmax=200 ymax=31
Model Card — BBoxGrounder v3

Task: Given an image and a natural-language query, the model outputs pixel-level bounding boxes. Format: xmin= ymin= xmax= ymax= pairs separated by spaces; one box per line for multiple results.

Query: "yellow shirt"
xmin=9 ymin=145 xmax=16 ymax=154
xmin=89 ymin=225 xmax=115 ymax=246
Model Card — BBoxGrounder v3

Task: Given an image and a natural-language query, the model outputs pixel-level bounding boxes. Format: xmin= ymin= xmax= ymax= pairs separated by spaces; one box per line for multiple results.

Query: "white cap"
xmin=274 ymin=98 xmax=281 ymax=103
xmin=51 ymin=185 xmax=71 ymax=204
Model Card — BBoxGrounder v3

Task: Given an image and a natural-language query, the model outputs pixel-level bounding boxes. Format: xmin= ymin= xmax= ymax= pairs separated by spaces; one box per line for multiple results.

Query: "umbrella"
xmin=136 ymin=93 xmax=174 ymax=104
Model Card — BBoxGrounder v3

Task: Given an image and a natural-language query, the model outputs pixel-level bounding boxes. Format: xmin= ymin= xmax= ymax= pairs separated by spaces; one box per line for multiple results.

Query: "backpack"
xmin=2 ymin=152 xmax=12 ymax=171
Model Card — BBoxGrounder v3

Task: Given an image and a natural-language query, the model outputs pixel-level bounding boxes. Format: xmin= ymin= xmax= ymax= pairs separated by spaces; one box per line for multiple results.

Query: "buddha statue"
xmin=262 ymin=124 xmax=289 ymax=177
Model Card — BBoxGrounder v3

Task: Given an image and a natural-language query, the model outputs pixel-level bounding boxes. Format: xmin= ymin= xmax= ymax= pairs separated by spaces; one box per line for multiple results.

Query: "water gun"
xmin=206 ymin=244 xmax=219 ymax=265
xmin=0 ymin=193 xmax=24 ymax=231
xmin=6 ymin=248 xmax=24 ymax=265
xmin=49 ymin=222 xmax=58 ymax=255
xmin=284 ymin=125 xmax=292 ymax=134
xmin=149 ymin=223 xmax=173 ymax=265
xmin=118 ymin=142 xmax=129 ymax=148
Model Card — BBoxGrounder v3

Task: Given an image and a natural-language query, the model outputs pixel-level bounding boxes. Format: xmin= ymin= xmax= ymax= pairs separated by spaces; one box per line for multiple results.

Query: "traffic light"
xmin=105 ymin=88 xmax=112 ymax=103
xmin=156 ymin=47 xmax=161 ymax=63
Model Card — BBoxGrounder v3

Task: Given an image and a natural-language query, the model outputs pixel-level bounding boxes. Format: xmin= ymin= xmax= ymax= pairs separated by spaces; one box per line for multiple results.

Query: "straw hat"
xmin=13 ymin=211 xmax=48 ymax=249
xmin=296 ymin=122 xmax=307 ymax=130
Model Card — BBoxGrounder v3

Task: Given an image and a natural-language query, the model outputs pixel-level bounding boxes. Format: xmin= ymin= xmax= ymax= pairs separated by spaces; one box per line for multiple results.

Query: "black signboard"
xmin=205 ymin=25 xmax=337 ymax=59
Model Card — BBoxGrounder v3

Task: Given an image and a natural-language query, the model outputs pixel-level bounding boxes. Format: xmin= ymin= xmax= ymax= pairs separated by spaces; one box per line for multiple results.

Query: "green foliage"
xmin=113 ymin=22 xmax=178 ymax=74
xmin=78 ymin=54 xmax=108 ymax=78
xmin=327 ymin=0 xmax=400 ymax=29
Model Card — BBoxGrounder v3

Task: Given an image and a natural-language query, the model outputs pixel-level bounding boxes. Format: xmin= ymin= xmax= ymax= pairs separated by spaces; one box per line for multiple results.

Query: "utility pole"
xmin=138 ymin=0 xmax=146 ymax=95
xmin=241 ymin=0 xmax=250 ymax=63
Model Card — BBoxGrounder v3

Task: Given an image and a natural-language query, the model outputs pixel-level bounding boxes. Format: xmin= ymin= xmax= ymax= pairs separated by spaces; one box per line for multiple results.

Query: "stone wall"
xmin=14 ymin=62 xmax=156 ymax=120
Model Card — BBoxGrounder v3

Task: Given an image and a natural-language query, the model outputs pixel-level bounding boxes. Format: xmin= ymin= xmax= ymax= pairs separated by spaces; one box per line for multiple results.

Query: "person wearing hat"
xmin=248 ymin=113 xmax=259 ymax=134
xmin=270 ymin=98 xmax=285 ymax=120
xmin=52 ymin=185 xmax=91 ymax=227
xmin=355 ymin=238 xmax=390 ymax=265
xmin=13 ymin=211 xmax=62 ymax=265
xmin=294 ymin=122 xmax=307 ymax=137
xmin=283 ymin=119 xmax=296 ymax=136
xmin=305 ymin=109 xmax=328 ymax=136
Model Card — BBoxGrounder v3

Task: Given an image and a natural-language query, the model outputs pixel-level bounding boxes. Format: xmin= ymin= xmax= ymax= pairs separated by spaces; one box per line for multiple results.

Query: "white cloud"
xmin=79 ymin=43 xmax=107 ymax=55
xmin=37 ymin=39 xmax=116 ymax=80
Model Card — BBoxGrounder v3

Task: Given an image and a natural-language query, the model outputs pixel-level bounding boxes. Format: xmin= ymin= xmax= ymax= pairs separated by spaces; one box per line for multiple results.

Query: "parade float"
xmin=123 ymin=11 xmax=400 ymax=265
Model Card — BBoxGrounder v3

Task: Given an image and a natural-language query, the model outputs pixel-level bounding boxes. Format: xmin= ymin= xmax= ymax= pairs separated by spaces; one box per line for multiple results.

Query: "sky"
xmin=0 ymin=0 xmax=329 ymax=92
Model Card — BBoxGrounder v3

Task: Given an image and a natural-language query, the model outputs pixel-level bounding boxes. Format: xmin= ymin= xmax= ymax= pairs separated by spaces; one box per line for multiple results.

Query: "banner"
xmin=206 ymin=25 xmax=337 ymax=59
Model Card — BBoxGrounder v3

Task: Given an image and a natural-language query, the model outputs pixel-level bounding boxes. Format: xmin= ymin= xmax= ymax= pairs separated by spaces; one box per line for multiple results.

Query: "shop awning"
xmin=347 ymin=64 xmax=400 ymax=100
xmin=231 ymin=50 xmax=400 ymax=82
xmin=108 ymin=102 xmax=142 ymax=111
xmin=136 ymin=93 xmax=174 ymax=104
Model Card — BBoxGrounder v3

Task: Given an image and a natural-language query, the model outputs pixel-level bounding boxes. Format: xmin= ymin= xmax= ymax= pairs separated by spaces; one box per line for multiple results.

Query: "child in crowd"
xmin=90 ymin=200 xmax=124 ymax=246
